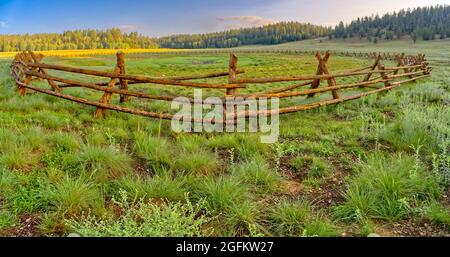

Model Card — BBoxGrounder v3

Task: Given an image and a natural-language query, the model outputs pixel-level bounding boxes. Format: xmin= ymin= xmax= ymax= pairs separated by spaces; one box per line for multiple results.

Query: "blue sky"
xmin=0 ymin=0 xmax=448 ymax=36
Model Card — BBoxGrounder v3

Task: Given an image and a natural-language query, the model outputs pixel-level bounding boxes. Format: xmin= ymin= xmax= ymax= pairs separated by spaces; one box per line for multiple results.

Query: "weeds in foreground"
xmin=381 ymin=104 xmax=449 ymax=156
xmin=65 ymin=190 xmax=211 ymax=237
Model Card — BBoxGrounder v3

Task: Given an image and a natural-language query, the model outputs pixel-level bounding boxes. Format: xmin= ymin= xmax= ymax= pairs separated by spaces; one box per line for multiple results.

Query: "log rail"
xmin=10 ymin=50 xmax=431 ymax=124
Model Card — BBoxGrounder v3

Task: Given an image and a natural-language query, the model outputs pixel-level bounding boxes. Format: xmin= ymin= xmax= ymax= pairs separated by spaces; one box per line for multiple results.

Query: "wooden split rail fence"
xmin=10 ymin=50 xmax=431 ymax=124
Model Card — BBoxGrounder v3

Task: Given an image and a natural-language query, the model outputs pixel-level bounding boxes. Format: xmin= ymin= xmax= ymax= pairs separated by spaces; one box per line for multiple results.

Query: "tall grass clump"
xmin=171 ymin=150 xmax=218 ymax=175
xmin=269 ymin=199 xmax=339 ymax=237
xmin=78 ymin=145 xmax=133 ymax=182
xmin=422 ymin=201 xmax=450 ymax=228
xmin=207 ymin=134 xmax=269 ymax=160
xmin=133 ymin=131 xmax=172 ymax=168
xmin=232 ymin=156 xmax=282 ymax=193
xmin=381 ymin=104 xmax=449 ymax=156
xmin=65 ymin=190 xmax=211 ymax=237
xmin=334 ymin=153 xmax=441 ymax=222
xmin=193 ymin=176 xmax=258 ymax=235
xmin=47 ymin=176 xmax=104 ymax=217
xmin=113 ymin=170 xmax=187 ymax=202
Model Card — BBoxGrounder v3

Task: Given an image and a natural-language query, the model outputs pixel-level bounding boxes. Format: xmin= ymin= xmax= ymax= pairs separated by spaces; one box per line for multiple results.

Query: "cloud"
xmin=117 ymin=24 xmax=139 ymax=32
xmin=216 ymin=16 xmax=278 ymax=29
xmin=0 ymin=21 xmax=8 ymax=28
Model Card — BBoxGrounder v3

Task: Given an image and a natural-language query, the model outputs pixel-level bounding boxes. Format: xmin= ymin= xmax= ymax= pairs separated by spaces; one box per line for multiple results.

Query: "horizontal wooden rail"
xmin=16 ymin=80 xmax=232 ymax=124
xmin=233 ymin=65 xmax=424 ymax=84
xmin=232 ymin=75 xmax=430 ymax=118
xmin=26 ymin=62 xmax=244 ymax=89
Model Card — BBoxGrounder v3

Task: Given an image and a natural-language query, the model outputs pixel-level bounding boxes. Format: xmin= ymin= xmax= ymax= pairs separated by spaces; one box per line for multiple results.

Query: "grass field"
xmin=0 ymin=48 xmax=182 ymax=59
xmin=0 ymin=38 xmax=449 ymax=237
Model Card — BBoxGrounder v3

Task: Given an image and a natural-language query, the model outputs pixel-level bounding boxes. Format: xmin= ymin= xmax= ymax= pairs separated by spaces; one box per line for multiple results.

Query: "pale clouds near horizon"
xmin=254 ymin=0 xmax=450 ymax=26
xmin=216 ymin=16 xmax=278 ymax=30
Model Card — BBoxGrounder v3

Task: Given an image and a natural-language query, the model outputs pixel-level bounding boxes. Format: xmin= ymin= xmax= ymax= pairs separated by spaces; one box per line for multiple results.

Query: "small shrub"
xmin=309 ymin=157 xmax=331 ymax=178
xmin=289 ymin=156 xmax=330 ymax=178
xmin=289 ymin=156 xmax=306 ymax=171
xmin=432 ymin=143 xmax=450 ymax=188
xmin=65 ymin=191 xmax=211 ymax=237
xmin=381 ymin=105 xmax=449 ymax=155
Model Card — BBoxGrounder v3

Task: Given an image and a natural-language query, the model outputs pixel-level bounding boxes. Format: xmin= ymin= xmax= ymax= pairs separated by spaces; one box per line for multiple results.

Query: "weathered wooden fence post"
xmin=18 ymin=52 xmax=34 ymax=96
xmin=308 ymin=51 xmax=339 ymax=99
xmin=377 ymin=61 xmax=391 ymax=88
xmin=393 ymin=53 xmax=405 ymax=76
xmin=94 ymin=53 xmax=121 ymax=118
xmin=29 ymin=51 xmax=62 ymax=92
xmin=307 ymin=52 xmax=325 ymax=98
xmin=227 ymin=53 xmax=238 ymax=96
xmin=224 ymin=53 xmax=239 ymax=127
xmin=320 ymin=51 xmax=340 ymax=99
xmin=117 ymin=51 xmax=130 ymax=103
xmin=362 ymin=53 xmax=382 ymax=84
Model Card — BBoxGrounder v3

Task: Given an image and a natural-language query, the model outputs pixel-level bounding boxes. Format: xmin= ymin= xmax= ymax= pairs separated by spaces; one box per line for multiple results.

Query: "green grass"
xmin=423 ymin=202 xmax=450 ymax=228
xmin=77 ymin=145 xmax=134 ymax=182
xmin=193 ymin=176 xmax=259 ymax=236
xmin=232 ymin=156 xmax=282 ymax=193
xmin=0 ymin=38 xmax=449 ymax=237
xmin=269 ymin=199 xmax=339 ymax=237
xmin=333 ymin=153 xmax=441 ymax=222
xmin=113 ymin=171 xmax=188 ymax=202
xmin=47 ymin=176 xmax=104 ymax=217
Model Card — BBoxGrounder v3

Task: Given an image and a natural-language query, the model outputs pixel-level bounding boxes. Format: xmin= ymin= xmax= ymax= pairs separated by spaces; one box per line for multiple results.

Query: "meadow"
xmin=0 ymin=38 xmax=449 ymax=237
xmin=0 ymin=48 xmax=181 ymax=59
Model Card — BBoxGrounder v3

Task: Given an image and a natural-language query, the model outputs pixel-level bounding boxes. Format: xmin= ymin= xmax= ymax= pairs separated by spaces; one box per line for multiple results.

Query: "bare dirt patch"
xmin=4 ymin=214 xmax=41 ymax=237
xmin=377 ymin=219 xmax=450 ymax=237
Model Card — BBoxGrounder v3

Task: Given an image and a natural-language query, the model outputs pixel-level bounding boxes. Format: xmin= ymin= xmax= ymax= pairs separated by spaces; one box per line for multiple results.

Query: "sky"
xmin=0 ymin=0 xmax=448 ymax=37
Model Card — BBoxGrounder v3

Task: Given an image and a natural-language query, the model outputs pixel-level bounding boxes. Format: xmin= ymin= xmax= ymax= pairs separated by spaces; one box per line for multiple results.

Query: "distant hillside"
xmin=0 ymin=28 xmax=158 ymax=52
xmin=155 ymin=22 xmax=331 ymax=49
xmin=332 ymin=5 xmax=449 ymax=42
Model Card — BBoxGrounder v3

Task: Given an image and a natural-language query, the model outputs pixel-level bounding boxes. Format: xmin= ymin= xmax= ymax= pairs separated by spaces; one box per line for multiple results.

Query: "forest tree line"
xmin=155 ymin=22 xmax=332 ymax=48
xmin=332 ymin=5 xmax=449 ymax=42
xmin=0 ymin=5 xmax=448 ymax=52
xmin=0 ymin=28 xmax=158 ymax=52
